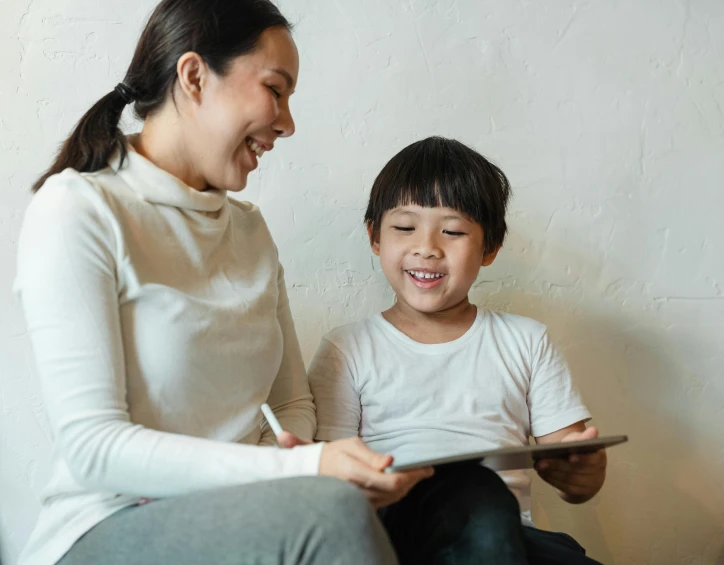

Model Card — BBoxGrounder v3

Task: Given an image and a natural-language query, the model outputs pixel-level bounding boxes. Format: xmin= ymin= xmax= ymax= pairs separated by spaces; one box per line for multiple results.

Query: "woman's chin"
xmin=214 ymin=172 xmax=249 ymax=193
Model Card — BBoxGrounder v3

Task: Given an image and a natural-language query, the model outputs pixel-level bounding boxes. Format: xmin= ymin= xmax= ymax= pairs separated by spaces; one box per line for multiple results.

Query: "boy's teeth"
xmin=409 ymin=271 xmax=444 ymax=279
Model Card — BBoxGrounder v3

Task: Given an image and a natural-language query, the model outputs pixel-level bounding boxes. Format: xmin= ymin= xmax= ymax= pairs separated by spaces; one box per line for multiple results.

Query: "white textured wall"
xmin=2 ymin=1 xmax=723 ymax=563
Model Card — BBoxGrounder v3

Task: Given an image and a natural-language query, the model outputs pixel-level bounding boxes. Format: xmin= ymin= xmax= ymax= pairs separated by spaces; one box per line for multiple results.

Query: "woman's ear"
xmin=367 ymin=224 xmax=381 ymax=256
xmin=481 ymin=245 xmax=500 ymax=267
xmin=176 ymin=52 xmax=209 ymax=105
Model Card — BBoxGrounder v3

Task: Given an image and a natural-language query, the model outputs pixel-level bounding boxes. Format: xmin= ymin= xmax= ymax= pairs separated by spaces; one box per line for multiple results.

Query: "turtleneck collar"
xmin=109 ymin=137 xmax=227 ymax=213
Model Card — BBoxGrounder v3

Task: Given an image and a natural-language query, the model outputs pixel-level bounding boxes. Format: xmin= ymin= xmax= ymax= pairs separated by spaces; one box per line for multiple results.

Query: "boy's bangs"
xmin=365 ymin=136 xmax=510 ymax=254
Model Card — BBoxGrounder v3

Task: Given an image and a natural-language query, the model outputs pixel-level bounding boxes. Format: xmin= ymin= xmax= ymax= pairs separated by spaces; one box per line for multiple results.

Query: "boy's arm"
xmin=527 ymin=328 xmax=604 ymax=503
xmin=308 ymin=337 xmax=362 ymax=441
xmin=535 ymin=423 xmax=607 ymax=504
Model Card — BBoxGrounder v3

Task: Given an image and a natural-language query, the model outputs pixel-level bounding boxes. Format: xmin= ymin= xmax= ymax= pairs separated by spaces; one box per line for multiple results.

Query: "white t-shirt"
xmin=308 ymin=308 xmax=591 ymax=522
xmin=14 ymin=145 xmax=323 ymax=565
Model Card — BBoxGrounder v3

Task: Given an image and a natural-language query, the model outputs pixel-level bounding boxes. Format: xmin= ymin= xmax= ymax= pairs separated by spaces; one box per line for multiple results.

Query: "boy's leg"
xmin=378 ymin=463 xmax=528 ymax=565
xmin=523 ymin=527 xmax=603 ymax=565
xmin=58 ymin=476 xmax=398 ymax=565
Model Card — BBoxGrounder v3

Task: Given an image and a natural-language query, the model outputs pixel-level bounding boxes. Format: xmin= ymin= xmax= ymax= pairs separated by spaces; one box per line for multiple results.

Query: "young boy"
xmin=308 ymin=137 xmax=606 ymax=565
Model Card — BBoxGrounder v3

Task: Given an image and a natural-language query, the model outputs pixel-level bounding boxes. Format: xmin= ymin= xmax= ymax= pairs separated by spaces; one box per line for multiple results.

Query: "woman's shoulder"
xmin=21 ymin=168 xmax=121 ymax=259
xmin=227 ymin=197 xmax=260 ymax=216
xmin=227 ymin=198 xmax=276 ymax=240
xmin=27 ymin=168 xmax=114 ymax=224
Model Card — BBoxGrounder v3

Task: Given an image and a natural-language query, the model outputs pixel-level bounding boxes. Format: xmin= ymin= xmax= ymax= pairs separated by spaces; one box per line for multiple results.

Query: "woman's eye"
xmin=268 ymin=86 xmax=281 ymax=99
xmin=393 ymin=226 xmax=414 ymax=232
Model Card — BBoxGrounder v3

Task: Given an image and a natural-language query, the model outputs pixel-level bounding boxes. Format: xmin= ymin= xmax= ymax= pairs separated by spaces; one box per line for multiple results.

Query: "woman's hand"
xmin=320 ymin=437 xmax=433 ymax=508
xmin=277 ymin=432 xmax=434 ymax=508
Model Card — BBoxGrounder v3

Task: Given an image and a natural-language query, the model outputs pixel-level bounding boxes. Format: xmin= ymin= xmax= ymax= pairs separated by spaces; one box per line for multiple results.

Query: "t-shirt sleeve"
xmin=308 ymin=337 xmax=361 ymax=442
xmin=14 ymin=173 xmax=322 ymax=498
xmin=528 ymin=329 xmax=591 ymax=437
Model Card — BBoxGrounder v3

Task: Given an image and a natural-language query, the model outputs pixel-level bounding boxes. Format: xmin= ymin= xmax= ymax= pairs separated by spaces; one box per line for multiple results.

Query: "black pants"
xmin=378 ymin=463 xmax=603 ymax=565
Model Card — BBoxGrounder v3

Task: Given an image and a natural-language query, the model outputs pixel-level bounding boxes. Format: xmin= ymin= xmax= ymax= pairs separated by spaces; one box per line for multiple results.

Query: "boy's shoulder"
xmin=321 ymin=308 xmax=550 ymax=353
xmin=483 ymin=307 xmax=548 ymax=336
xmin=321 ymin=316 xmax=382 ymax=353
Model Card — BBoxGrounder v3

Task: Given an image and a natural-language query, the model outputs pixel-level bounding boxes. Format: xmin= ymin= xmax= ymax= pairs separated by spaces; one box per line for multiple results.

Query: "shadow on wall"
xmin=471 ymin=229 xmax=724 ymax=564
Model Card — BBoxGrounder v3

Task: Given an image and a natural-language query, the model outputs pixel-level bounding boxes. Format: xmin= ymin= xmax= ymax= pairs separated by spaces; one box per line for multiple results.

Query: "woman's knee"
xmin=306 ymin=476 xmax=374 ymax=523
xmin=298 ymin=477 xmax=398 ymax=564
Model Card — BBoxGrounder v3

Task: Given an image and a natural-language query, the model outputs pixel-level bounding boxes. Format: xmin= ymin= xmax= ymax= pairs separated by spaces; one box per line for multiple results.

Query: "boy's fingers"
xmin=537 ymin=450 xmax=605 ymax=473
xmin=539 ymin=469 xmax=597 ymax=488
xmin=537 ymin=459 xmax=602 ymax=475
xmin=536 ymin=459 xmax=572 ymax=473
xmin=543 ymin=476 xmax=592 ymax=496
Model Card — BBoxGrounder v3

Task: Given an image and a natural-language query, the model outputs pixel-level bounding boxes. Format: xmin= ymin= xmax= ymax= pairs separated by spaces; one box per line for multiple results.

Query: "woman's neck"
xmin=134 ymin=107 xmax=206 ymax=191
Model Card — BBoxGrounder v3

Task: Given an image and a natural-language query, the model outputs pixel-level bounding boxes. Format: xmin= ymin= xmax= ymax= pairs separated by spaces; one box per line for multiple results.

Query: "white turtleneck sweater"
xmin=14 ymin=146 xmax=324 ymax=565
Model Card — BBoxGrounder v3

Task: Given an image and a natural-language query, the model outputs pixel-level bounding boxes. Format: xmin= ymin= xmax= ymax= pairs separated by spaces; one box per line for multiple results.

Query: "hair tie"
xmin=114 ymin=83 xmax=135 ymax=105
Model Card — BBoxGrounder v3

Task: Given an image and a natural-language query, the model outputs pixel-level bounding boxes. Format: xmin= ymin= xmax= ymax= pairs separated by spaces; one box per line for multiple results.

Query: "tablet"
xmin=385 ymin=435 xmax=628 ymax=473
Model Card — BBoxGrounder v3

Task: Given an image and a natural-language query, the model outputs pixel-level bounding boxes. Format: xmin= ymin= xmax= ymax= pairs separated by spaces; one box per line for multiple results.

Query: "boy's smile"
xmin=405 ymin=269 xmax=447 ymax=288
xmin=369 ymin=205 xmax=499 ymax=317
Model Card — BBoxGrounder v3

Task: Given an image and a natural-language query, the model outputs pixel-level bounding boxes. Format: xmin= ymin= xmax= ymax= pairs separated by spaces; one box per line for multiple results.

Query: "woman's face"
xmin=187 ymin=27 xmax=299 ymax=192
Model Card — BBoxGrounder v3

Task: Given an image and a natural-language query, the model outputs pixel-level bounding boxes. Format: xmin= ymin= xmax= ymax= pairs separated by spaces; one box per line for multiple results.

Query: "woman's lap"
xmin=58 ymin=476 xmax=397 ymax=565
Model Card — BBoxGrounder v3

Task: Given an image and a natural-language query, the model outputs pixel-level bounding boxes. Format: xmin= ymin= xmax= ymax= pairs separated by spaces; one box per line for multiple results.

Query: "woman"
xmin=15 ymin=1 xmax=431 ymax=564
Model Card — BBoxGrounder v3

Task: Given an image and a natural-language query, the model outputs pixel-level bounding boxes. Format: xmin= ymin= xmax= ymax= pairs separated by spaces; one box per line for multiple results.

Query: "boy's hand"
xmin=535 ymin=426 xmax=607 ymax=504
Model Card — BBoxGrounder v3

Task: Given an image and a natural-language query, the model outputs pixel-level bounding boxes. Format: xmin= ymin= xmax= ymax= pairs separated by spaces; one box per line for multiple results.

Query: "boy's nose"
xmin=413 ymin=235 xmax=443 ymax=259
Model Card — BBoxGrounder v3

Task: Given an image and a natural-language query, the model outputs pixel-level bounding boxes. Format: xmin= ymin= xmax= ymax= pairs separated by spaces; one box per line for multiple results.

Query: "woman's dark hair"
xmin=364 ymin=136 xmax=511 ymax=255
xmin=33 ymin=0 xmax=291 ymax=192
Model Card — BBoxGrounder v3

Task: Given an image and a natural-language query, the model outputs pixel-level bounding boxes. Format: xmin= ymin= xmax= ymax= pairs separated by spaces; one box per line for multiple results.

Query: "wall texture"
xmin=1 ymin=0 xmax=723 ymax=563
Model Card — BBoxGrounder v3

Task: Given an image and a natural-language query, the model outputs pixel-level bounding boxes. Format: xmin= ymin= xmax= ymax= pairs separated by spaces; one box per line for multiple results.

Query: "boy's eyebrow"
xmin=390 ymin=209 xmax=469 ymax=222
xmin=388 ymin=209 xmax=418 ymax=217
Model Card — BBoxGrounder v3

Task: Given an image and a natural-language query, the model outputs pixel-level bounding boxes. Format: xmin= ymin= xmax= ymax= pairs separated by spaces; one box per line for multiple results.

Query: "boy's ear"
xmin=367 ymin=224 xmax=381 ymax=256
xmin=481 ymin=245 xmax=500 ymax=267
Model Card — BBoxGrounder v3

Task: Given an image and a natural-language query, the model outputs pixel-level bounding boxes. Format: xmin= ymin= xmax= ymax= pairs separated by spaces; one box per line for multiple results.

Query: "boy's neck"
xmin=382 ymin=298 xmax=478 ymax=344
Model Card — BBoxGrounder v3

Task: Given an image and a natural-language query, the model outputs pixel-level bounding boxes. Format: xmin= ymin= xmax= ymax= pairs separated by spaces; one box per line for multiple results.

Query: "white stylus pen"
xmin=261 ymin=403 xmax=284 ymax=436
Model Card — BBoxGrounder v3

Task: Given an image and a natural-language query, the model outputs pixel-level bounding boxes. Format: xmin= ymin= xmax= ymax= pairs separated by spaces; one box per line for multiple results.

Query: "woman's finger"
xmin=344 ymin=438 xmax=393 ymax=471
xmin=276 ymin=431 xmax=310 ymax=448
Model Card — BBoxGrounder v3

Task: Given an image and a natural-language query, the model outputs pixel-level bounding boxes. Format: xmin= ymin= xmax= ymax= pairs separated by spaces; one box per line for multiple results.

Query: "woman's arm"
xmin=259 ymin=265 xmax=317 ymax=445
xmin=16 ymin=175 xmax=322 ymax=498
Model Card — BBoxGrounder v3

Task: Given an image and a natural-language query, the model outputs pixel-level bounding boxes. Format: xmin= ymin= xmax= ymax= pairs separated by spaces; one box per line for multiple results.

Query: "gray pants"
xmin=58 ymin=477 xmax=398 ymax=565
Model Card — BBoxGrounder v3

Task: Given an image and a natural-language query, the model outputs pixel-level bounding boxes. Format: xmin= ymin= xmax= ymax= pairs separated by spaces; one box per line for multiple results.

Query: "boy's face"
xmin=369 ymin=205 xmax=499 ymax=315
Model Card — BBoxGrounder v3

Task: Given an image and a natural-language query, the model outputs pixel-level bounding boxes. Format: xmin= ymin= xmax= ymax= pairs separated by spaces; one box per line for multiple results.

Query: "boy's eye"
xmin=443 ymin=230 xmax=466 ymax=236
xmin=267 ymin=86 xmax=281 ymax=99
xmin=393 ymin=226 xmax=414 ymax=232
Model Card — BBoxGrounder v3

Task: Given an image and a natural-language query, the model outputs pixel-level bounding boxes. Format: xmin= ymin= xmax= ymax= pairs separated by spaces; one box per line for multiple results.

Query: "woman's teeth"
xmin=246 ymin=138 xmax=265 ymax=158
xmin=407 ymin=270 xmax=445 ymax=280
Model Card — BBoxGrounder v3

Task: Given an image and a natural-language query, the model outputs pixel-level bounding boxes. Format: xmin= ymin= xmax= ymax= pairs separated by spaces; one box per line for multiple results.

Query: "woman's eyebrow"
xmin=269 ymin=67 xmax=294 ymax=90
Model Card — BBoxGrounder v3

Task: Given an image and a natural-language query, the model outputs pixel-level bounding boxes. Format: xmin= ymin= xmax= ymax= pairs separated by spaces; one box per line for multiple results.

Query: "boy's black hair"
xmin=364 ymin=136 xmax=511 ymax=255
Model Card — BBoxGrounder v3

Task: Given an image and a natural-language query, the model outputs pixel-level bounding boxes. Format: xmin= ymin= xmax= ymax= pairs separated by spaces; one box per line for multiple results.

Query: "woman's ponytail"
xmin=32 ymin=84 xmax=135 ymax=192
